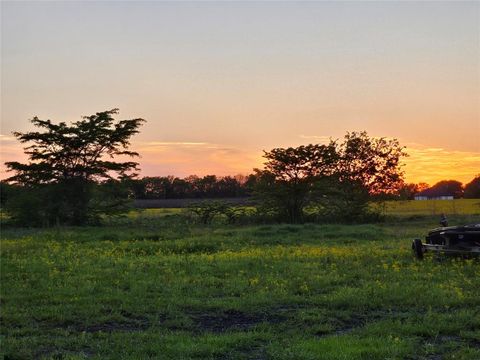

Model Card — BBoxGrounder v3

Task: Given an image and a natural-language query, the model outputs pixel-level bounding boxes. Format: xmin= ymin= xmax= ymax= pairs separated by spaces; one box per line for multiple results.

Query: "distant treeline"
xmin=124 ymin=175 xmax=255 ymax=199
xmin=3 ymin=175 xmax=475 ymax=204
xmin=397 ymin=177 xmax=480 ymax=200
xmin=123 ymin=174 xmax=480 ymax=200
xmin=2 ymin=175 xmax=479 ymax=209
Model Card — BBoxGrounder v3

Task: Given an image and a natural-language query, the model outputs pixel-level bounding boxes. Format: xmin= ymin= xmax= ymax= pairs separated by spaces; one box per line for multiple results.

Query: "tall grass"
xmin=1 ymin=213 xmax=479 ymax=359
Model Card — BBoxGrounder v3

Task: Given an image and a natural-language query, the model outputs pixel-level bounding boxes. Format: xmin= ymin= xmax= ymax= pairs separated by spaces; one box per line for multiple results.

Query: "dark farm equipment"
xmin=412 ymin=219 xmax=480 ymax=259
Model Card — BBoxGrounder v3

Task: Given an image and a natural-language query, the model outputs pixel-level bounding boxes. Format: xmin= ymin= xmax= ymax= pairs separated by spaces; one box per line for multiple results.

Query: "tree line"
xmin=397 ymin=178 xmax=480 ymax=200
xmin=1 ymin=109 xmax=479 ymax=226
xmin=125 ymin=175 xmax=254 ymax=199
xmin=105 ymin=173 xmax=480 ymax=201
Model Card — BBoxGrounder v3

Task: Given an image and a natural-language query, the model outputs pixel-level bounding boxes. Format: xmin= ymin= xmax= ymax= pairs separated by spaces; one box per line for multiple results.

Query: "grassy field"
xmin=1 ymin=209 xmax=479 ymax=359
xmin=379 ymin=199 xmax=480 ymax=217
xmin=122 ymin=199 xmax=480 ymax=221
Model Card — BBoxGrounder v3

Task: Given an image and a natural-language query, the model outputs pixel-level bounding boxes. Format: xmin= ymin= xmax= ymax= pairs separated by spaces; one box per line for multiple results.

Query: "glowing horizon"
xmin=1 ymin=1 xmax=479 ymax=186
xmin=1 ymin=132 xmax=478 ymax=186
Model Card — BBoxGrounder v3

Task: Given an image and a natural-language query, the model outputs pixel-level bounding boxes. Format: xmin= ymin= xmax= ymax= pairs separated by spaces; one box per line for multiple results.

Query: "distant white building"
xmin=414 ymin=195 xmax=454 ymax=200
xmin=414 ymin=195 xmax=428 ymax=200
xmin=414 ymin=188 xmax=455 ymax=200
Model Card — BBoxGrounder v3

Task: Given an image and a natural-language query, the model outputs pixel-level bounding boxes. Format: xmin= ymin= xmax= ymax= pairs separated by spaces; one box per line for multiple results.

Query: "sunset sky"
xmin=1 ymin=1 xmax=479 ymax=186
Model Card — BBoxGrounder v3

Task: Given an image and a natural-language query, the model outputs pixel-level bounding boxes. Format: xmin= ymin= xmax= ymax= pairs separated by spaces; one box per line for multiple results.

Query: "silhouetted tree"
xmin=397 ymin=182 xmax=430 ymax=200
xmin=254 ymin=143 xmax=339 ymax=223
xmin=323 ymin=132 xmax=407 ymax=221
xmin=196 ymin=175 xmax=218 ymax=197
xmin=172 ymin=177 xmax=190 ymax=198
xmin=397 ymin=183 xmax=418 ymax=200
xmin=254 ymin=132 xmax=407 ymax=223
xmin=4 ymin=109 xmax=145 ymax=226
xmin=217 ymin=176 xmax=244 ymax=197
xmin=336 ymin=132 xmax=407 ymax=195
xmin=124 ymin=174 xmax=251 ymax=199
xmin=421 ymin=180 xmax=463 ymax=199
xmin=0 ymin=181 xmax=18 ymax=208
xmin=417 ymin=182 xmax=430 ymax=193
xmin=464 ymin=175 xmax=480 ymax=199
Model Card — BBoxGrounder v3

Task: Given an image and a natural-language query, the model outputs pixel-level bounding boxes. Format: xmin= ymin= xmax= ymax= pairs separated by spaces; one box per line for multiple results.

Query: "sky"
xmin=1 ymin=1 xmax=479 ymax=186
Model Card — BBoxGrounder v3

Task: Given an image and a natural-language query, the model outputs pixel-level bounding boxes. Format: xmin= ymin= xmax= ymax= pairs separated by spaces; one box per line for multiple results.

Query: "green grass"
xmin=126 ymin=208 xmax=183 ymax=218
xmin=1 ymin=212 xmax=479 ymax=359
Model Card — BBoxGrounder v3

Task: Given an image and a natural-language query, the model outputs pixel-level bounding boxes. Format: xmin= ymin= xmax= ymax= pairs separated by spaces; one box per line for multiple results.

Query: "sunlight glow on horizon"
xmin=1 ymin=1 xmax=478 ymax=185
xmin=1 ymin=134 xmax=478 ymax=186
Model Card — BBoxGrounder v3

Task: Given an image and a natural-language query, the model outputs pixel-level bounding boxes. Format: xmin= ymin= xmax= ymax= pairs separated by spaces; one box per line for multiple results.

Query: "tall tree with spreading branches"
xmin=4 ymin=109 xmax=145 ymax=225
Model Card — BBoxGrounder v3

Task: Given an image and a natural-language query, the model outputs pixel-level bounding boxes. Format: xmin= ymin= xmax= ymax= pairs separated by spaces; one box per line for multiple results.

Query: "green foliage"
xmin=186 ymin=200 xmax=230 ymax=224
xmin=0 ymin=185 xmax=49 ymax=226
xmin=3 ymin=109 xmax=145 ymax=226
xmin=186 ymin=201 xmax=248 ymax=225
xmin=315 ymin=180 xmax=382 ymax=223
xmin=88 ymin=179 xmax=134 ymax=222
xmin=222 ymin=205 xmax=248 ymax=224
xmin=0 ymin=181 xmax=18 ymax=208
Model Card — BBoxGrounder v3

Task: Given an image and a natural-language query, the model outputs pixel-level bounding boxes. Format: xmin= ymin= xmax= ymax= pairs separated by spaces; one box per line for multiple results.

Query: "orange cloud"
xmin=136 ymin=141 xmax=263 ymax=177
xmin=2 ymin=134 xmax=478 ymax=185
xmin=402 ymin=144 xmax=480 ymax=185
xmin=296 ymin=136 xmax=480 ymax=185
xmin=137 ymin=141 xmax=480 ymax=184
xmin=298 ymin=135 xmax=333 ymax=144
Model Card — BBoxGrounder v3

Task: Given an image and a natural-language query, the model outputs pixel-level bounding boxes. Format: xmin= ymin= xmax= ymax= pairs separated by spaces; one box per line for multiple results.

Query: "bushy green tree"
xmin=254 ymin=143 xmax=339 ymax=223
xmin=186 ymin=200 xmax=228 ymax=225
xmin=4 ymin=109 xmax=145 ymax=226
xmin=254 ymin=132 xmax=407 ymax=223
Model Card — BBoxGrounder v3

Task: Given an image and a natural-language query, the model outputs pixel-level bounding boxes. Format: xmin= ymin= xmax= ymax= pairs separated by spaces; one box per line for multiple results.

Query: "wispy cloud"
xmin=0 ymin=134 xmax=16 ymax=142
xmin=1 ymin=135 xmax=478 ymax=183
xmin=0 ymin=134 xmax=22 ymax=154
xmin=141 ymin=141 xmax=209 ymax=147
xmin=298 ymin=135 xmax=333 ymax=144
xmin=135 ymin=139 xmax=262 ymax=177
xmin=403 ymin=144 xmax=480 ymax=185
xmin=136 ymin=141 xmax=216 ymax=153
xmin=297 ymin=137 xmax=479 ymax=184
